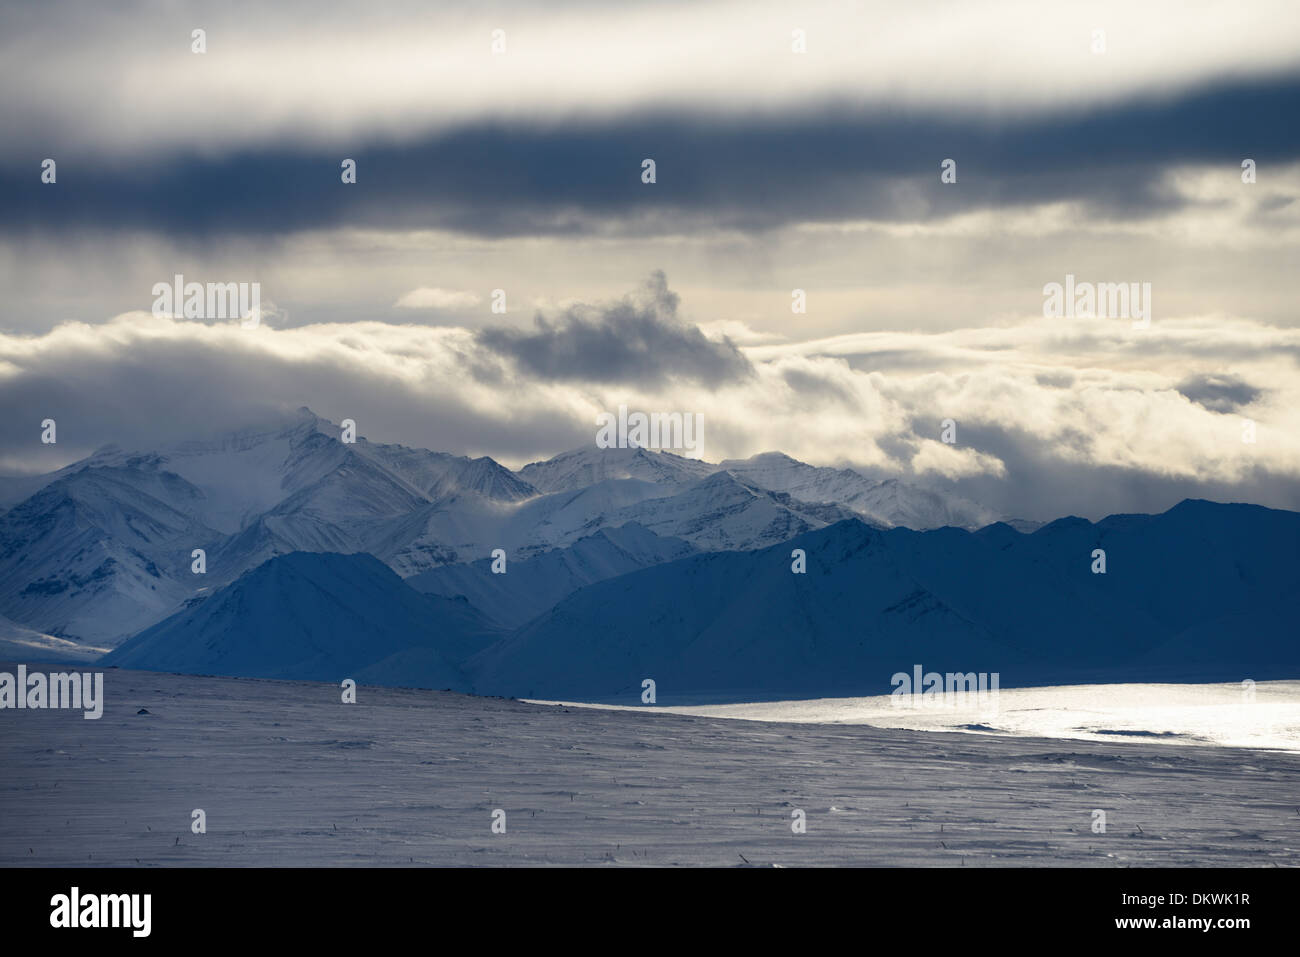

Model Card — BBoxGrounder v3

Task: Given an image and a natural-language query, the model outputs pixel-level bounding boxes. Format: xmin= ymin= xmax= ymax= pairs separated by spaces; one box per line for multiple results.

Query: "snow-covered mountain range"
xmin=102 ymin=499 xmax=1300 ymax=701
xmin=8 ymin=406 xmax=1296 ymax=703
xmin=0 ymin=407 xmax=1003 ymax=647
xmin=469 ymin=500 xmax=1300 ymax=699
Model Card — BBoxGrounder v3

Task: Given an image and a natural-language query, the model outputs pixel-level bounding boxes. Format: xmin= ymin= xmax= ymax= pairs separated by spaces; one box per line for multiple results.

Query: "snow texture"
xmin=1 ymin=667 xmax=1296 ymax=867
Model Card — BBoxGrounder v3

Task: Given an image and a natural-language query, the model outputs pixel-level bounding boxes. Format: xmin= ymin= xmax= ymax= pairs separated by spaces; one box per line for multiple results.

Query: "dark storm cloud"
xmin=912 ymin=419 xmax=1300 ymax=523
xmin=4 ymin=77 xmax=1299 ymax=238
xmin=1175 ymin=373 xmax=1264 ymax=412
xmin=0 ymin=325 xmax=596 ymax=474
xmin=474 ymin=272 xmax=754 ymax=387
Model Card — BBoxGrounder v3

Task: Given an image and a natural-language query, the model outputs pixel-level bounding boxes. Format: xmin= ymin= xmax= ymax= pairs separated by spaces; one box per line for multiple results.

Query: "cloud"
xmin=7 ymin=79 xmax=1300 ymax=239
xmin=698 ymin=320 xmax=785 ymax=346
xmin=909 ymin=440 xmax=1008 ymax=481
xmin=474 ymin=271 xmax=754 ymax=387
xmin=5 ymin=0 xmax=1299 ymax=161
xmin=393 ymin=287 xmax=482 ymax=310
xmin=5 ymin=165 xmax=1300 ymax=339
xmin=1175 ymin=373 xmax=1263 ymax=412
xmin=2 ymin=4 xmax=1298 ymax=527
xmin=1 ymin=276 xmax=1298 ymax=521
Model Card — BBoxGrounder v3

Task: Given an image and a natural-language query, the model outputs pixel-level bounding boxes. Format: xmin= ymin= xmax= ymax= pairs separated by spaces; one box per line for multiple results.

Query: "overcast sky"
xmin=1 ymin=0 xmax=1298 ymax=521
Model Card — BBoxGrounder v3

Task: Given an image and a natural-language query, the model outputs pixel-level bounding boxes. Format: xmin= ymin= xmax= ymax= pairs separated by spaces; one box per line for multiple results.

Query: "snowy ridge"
xmin=716 ymin=451 xmax=999 ymax=530
xmin=104 ymin=551 xmax=500 ymax=686
xmin=0 ymin=408 xmax=1006 ymax=648
xmin=467 ymin=502 xmax=1300 ymax=700
xmin=7 ymin=406 xmax=1291 ymax=681
xmin=0 ymin=409 xmax=531 ymax=644
xmin=517 ymin=445 xmax=714 ymax=493
xmin=102 ymin=500 xmax=1300 ymax=701
xmin=407 ymin=523 xmax=696 ymax=628
xmin=0 ymin=466 xmax=223 ymax=644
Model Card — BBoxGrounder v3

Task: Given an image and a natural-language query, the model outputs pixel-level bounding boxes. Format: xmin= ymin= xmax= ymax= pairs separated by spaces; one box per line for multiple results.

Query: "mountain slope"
xmin=0 ymin=409 xmax=539 ymax=641
xmin=989 ymin=499 xmax=1300 ymax=673
xmin=81 ymin=407 xmax=534 ymax=533
xmin=0 ymin=466 xmax=222 ymax=644
xmin=468 ymin=519 xmax=1024 ymax=701
xmin=517 ymin=446 xmax=714 ymax=493
xmin=103 ymin=551 xmax=501 ymax=688
xmin=370 ymin=478 xmax=672 ymax=575
xmin=595 ymin=471 xmax=861 ymax=552
xmin=406 ymin=522 xmax=696 ymax=628
xmin=469 ymin=501 xmax=1300 ymax=701
xmin=718 ymin=451 xmax=1000 ymax=529
xmin=519 ymin=446 xmax=1003 ymax=530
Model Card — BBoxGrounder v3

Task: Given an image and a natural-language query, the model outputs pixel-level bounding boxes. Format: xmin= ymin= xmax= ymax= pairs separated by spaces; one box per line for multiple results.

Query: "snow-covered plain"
xmin=534 ymin=681 xmax=1300 ymax=753
xmin=2 ymin=665 xmax=1298 ymax=867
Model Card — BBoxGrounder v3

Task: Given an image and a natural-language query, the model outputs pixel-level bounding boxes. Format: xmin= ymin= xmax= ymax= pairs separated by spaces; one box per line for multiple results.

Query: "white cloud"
xmin=2 ymin=304 xmax=1298 ymax=520
xmin=393 ymin=287 xmax=482 ymax=310
xmin=697 ymin=319 xmax=786 ymax=345
xmin=910 ymin=441 xmax=1007 ymax=481
xmin=4 ymin=0 xmax=1298 ymax=157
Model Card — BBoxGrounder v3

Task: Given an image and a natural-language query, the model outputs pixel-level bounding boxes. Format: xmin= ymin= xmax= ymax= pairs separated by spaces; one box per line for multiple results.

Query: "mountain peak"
xmin=517 ymin=444 xmax=716 ymax=494
xmin=721 ymin=450 xmax=797 ymax=467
